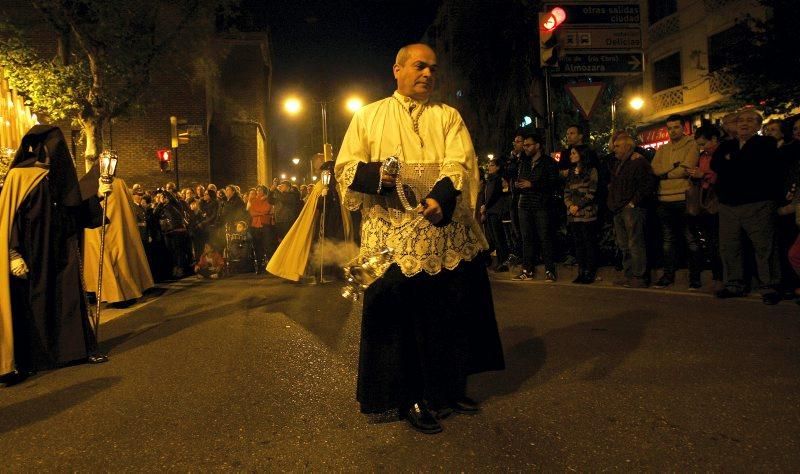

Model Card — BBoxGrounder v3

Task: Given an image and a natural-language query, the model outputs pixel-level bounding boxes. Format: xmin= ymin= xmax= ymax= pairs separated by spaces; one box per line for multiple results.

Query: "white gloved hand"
xmin=97 ymin=179 xmax=112 ymax=198
xmin=10 ymin=257 xmax=28 ymax=279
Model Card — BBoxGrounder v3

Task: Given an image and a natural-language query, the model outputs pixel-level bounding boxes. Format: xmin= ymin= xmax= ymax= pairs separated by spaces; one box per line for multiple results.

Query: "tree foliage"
xmin=0 ymin=0 xmax=235 ymax=167
xmin=724 ymin=0 xmax=799 ymax=114
xmin=426 ymin=0 xmax=542 ymax=158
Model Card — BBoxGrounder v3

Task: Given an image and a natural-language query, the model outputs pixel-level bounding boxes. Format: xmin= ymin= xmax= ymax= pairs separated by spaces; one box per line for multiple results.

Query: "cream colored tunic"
xmin=335 ymin=91 xmax=487 ymax=277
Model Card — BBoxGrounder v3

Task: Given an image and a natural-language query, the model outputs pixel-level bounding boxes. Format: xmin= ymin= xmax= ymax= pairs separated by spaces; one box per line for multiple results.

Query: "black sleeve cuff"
xmin=348 ymin=162 xmax=394 ymax=195
xmin=427 ymin=177 xmax=460 ymax=227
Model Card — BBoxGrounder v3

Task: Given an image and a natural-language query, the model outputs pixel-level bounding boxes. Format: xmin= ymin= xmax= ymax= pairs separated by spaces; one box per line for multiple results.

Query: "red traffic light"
xmin=156 ymin=149 xmax=171 ymax=162
xmin=542 ymin=7 xmax=566 ymax=31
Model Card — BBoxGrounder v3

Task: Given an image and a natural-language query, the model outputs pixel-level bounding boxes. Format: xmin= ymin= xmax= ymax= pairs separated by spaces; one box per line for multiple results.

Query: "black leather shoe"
xmin=87 ymin=353 xmax=109 ymax=364
xmin=0 ymin=369 xmax=34 ymax=386
xmin=762 ymin=292 xmax=781 ymax=305
xmin=715 ymin=288 xmax=745 ymax=299
xmin=451 ymin=397 xmax=480 ymax=415
xmin=404 ymin=402 xmax=443 ymax=434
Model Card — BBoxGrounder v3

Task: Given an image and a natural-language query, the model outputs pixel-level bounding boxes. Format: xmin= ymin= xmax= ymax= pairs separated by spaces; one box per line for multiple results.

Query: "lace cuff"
xmin=338 ymin=160 xmax=365 ymax=211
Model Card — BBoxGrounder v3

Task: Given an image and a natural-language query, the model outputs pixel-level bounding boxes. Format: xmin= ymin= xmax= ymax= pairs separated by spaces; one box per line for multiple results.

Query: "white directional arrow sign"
xmin=627 ymin=54 xmax=641 ymax=71
xmin=553 ymin=52 xmax=644 ymax=77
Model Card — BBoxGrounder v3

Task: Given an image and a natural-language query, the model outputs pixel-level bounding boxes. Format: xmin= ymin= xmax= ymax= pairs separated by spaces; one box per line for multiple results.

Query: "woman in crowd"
xmin=688 ymin=125 xmax=723 ymax=288
xmin=247 ymin=185 xmax=275 ymax=269
xmin=564 ymin=144 xmax=599 ymax=284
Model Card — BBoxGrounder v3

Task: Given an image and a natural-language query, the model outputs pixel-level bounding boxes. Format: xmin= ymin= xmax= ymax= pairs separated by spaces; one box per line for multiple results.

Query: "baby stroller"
xmin=224 ymin=220 xmax=258 ymax=274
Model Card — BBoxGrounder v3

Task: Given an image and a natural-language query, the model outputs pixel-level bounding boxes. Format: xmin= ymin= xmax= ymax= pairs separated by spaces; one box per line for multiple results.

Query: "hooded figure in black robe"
xmin=0 ymin=125 xmax=107 ymax=383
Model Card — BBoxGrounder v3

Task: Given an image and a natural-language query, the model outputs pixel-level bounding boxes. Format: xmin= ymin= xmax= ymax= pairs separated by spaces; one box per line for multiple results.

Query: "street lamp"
xmin=346 ymin=97 xmax=364 ymax=113
xmin=291 ymin=176 xmax=297 ymax=182
xmin=611 ymin=96 xmax=646 ymax=133
xmin=282 ymin=94 xmax=364 ymax=162
xmin=291 ymin=157 xmax=300 ymax=165
xmin=280 ymin=173 xmax=286 ymax=180
xmin=487 ymin=154 xmax=495 ymax=160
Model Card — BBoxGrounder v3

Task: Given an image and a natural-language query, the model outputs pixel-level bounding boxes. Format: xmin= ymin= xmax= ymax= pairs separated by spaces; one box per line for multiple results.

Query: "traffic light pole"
xmin=544 ymin=67 xmax=556 ymax=154
xmin=172 ymin=146 xmax=180 ymax=190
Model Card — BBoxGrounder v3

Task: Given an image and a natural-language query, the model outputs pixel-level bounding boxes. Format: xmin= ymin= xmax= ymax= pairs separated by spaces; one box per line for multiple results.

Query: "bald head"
xmin=393 ymin=43 xmax=437 ymax=101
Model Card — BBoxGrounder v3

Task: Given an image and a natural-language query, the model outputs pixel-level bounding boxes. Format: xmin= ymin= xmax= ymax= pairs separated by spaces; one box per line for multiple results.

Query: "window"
xmin=653 ymin=52 xmax=682 ymax=92
xmin=648 ymin=0 xmax=677 ymax=25
xmin=707 ymin=24 xmax=747 ymax=72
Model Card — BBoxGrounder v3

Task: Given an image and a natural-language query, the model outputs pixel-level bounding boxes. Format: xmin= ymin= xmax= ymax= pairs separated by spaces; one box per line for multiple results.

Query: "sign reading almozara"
xmin=553 ymin=52 xmax=644 ymax=76
xmin=546 ymin=4 xmax=641 ymax=25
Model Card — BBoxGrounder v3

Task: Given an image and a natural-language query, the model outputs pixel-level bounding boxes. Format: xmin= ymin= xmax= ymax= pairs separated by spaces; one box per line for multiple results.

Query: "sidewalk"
xmin=490 ymin=262 xmax=780 ymax=302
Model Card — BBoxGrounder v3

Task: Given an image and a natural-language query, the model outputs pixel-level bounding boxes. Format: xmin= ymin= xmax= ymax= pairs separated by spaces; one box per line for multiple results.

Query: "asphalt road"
xmin=1 ymin=272 xmax=798 ymax=471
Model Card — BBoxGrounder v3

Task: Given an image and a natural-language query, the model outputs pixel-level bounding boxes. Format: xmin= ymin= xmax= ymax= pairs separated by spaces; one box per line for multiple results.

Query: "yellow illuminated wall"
xmin=0 ymin=65 xmax=37 ymax=151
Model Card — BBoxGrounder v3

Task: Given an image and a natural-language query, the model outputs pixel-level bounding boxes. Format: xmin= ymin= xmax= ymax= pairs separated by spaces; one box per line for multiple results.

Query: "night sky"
xmin=252 ymin=0 xmax=442 ymax=173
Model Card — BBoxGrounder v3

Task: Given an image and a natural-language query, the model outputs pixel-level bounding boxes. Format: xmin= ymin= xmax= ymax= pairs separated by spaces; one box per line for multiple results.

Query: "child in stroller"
xmin=225 ymin=220 xmax=258 ymax=274
xmin=195 ymin=243 xmax=224 ymax=279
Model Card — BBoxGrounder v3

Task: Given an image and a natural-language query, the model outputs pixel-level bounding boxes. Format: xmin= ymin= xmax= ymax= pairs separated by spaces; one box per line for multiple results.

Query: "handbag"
xmin=686 ymin=181 xmax=718 ymax=216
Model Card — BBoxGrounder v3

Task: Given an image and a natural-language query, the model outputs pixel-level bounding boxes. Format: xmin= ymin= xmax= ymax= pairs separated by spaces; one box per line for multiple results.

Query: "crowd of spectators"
xmin=129 ymin=178 xmax=304 ymax=280
xmin=479 ymin=111 xmax=800 ymax=305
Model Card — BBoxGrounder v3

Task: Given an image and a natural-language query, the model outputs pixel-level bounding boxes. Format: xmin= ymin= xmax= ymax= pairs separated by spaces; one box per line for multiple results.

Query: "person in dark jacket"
xmin=481 ymin=158 xmax=510 ymax=272
xmin=607 ymin=134 xmax=656 ymax=288
xmin=711 ymin=109 xmax=782 ymax=304
xmin=512 ymin=132 xmax=560 ymax=281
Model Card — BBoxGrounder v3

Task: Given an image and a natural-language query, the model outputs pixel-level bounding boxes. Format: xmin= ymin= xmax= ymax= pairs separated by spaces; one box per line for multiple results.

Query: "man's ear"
xmin=392 ymin=64 xmax=400 ymax=79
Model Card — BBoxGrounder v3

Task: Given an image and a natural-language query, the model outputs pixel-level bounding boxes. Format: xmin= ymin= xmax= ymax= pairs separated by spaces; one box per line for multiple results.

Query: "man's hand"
xmin=417 ymin=198 xmax=443 ymax=225
xmin=321 ymin=187 xmax=329 ymax=196
xmin=631 ymin=152 xmax=643 ymax=160
xmin=688 ymin=167 xmax=705 ymax=179
xmin=10 ymin=256 xmax=28 ymax=279
xmin=380 ymin=172 xmax=397 ymax=189
xmin=568 ymin=205 xmax=579 ymax=215
xmin=516 ymin=179 xmax=532 ymax=189
xmin=97 ymin=179 xmax=112 ymax=197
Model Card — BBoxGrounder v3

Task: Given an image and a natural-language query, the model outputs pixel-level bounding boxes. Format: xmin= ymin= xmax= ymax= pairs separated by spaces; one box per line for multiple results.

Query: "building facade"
xmin=636 ymin=0 xmax=766 ymax=145
xmin=0 ymin=1 xmax=273 ymax=190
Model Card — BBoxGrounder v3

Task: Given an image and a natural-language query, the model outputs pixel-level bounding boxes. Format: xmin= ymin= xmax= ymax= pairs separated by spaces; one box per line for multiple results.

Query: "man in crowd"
xmin=607 ymin=134 xmax=655 ymax=288
xmin=481 ymin=157 xmax=510 ymax=272
xmin=513 ymin=132 xmax=559 ymax=282
xmin=712 ymin=109 xmax=783 ymax=304
xmin=335 ymin=43 xmax=503 ymax=434
xmin=503 ymin=133 xmax=525 ymax=260
xmin=650 ymin=115 xmax=701 ymax=289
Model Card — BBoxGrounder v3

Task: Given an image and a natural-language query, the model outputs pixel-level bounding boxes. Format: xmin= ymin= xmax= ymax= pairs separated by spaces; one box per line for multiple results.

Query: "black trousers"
xmin=656 ymin=200 xmax=702 ymax=280
xmin=570 ymin=220 xmax=598 ymax=275
xmin=518 ymin=207 xmax=555 ymax=273
xmin=485 ymin=213 xmax=510 ymax=265
xmin=357 ymin=259 xmax=504 ymax=413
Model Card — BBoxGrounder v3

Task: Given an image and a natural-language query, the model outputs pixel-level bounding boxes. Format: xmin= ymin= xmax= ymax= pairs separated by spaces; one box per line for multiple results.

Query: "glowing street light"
xmin=487 ymin=154 xmax=495 ymax=160
xmin=346 ymin=96 xmax=364 ymax=113
xmin=291 ymin=176 xmax=297 ymax=182
xmin=312 ymin=176 xmax=318 ymax=181
xmin=280 ymin=173 xmax=286 ymax=179
xmin=629 ymin=96 xmax=645 ymax=111
xmin=291 ymin=157 xmax=300 ymax=165
xmin=284 ymin=97 xmax=302 ymax=115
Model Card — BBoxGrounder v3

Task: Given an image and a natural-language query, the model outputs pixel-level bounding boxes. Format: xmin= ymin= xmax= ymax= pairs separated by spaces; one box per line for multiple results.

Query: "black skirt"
xmin=357 ymin=258 xmax=505 ymax=413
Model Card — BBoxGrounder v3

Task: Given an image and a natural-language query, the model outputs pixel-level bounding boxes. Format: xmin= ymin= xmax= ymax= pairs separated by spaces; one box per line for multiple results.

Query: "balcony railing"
xmin=653 ymin=86 xmax=685 ymax=112
xmin=649 ymin=14 xmax=680 ymax=44
xmin=708 ymin=71 xmax=736 ymax=95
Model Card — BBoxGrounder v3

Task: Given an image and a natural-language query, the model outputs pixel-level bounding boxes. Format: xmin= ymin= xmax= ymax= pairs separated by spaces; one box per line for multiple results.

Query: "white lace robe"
xmin=335 ymin=91 xmax=488 ymax=277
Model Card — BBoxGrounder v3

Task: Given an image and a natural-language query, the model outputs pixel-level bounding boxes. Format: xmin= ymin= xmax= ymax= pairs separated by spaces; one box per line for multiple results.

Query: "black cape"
xmin=8 ymin=125 xmax=103 ymax=373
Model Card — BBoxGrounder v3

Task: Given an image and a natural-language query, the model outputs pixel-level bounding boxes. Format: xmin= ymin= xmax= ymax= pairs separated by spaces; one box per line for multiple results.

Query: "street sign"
xmin=564 ymin=82 xmax=606 ymax=119
xmin=552 ymin=52 xmax=643 ymax=77
xmin=562 ymin=28 xmax=642 ymax=50
xmin=186 ymin=124 xmax=204 ymax=137
xmin=545 ymin=3 xmax=640 ymax=25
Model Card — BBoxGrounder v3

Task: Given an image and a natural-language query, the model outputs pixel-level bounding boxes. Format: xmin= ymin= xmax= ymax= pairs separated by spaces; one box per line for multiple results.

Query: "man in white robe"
xmin=335 ymin=43 xmax=504 ymax=434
